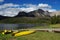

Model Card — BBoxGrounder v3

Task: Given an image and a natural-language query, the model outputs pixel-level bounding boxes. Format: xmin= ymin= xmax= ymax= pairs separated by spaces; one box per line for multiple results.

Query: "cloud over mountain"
xmin=38 ymin=3 xmax=51 ymax=8
xmin=0 ymin=3 xmax=57 ymax=17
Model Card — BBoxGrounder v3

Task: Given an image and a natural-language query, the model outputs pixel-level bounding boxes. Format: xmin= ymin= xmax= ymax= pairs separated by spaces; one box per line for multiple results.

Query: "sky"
xmin=0 ymin=0 xmax=60 ymax=17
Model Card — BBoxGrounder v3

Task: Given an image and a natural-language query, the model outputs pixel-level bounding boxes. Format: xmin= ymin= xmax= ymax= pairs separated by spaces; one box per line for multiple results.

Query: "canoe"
xmin=14 ymin=30 xmax=36 ymax=36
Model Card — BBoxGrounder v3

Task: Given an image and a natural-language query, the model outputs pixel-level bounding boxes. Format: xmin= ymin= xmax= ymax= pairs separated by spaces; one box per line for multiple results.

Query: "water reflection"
xmin=0 ymin=24 xmax=48 ymax=30
xmin=0 ymin=24 xmax=36 ymax=30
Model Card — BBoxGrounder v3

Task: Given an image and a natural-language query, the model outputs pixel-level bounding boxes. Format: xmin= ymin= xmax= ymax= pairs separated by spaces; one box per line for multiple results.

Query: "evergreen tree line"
xmin=49 ymin=15 xmax=60 ymax=24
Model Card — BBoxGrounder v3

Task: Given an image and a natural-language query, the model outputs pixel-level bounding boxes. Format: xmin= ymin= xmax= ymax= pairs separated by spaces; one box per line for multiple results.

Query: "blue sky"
xmin=0 ymin=0 xmax=60 ymax=10
xmin=0 ymin=0 xmax=60 ymax=17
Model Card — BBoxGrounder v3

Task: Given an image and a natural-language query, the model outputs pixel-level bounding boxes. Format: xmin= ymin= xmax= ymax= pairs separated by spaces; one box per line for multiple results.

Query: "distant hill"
xmin=50 ymin=11 xmax=60 ymax=16
xmin=0 ymin=15 xmax=11 ymax=20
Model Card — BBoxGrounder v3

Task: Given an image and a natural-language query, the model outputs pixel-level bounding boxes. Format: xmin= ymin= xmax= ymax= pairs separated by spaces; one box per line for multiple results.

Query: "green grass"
xmin=0 ymin=17 xmax=49 ymax=24
xmin=0 ymin=31 xmax=60 ymax=40
xmin=22 ymin=31 xmax=60 ymax=40
xmin=49 ymin=24 xmax=60 ymax=28
xmin=31 ymin=24 xmax=60 ymax=29
xmin=31 ymin=26 xmax=49 ymax=29
xmin=0 ymin=17 xmax=41 ymax=24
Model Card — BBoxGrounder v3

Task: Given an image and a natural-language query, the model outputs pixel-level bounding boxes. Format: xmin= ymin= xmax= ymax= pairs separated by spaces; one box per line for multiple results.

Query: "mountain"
xmin=0 ymin=15 xmax=13 ymax=20
xmin=15 ymin=11 xmax=35 ymax=17
xmin=0 ymin=15 xmax=9 ymax=20
xmin=50 ymin=11 xmax=60 ymax=16
xmin=0 ymin=9 xmax=56 ymax=23
xmin=0 ymin=9 xmax=50 ymax=20
xmin=15 ymin=9 xmax=47 ymax=17
xmin=28 ymin=9 xmax=45 ymax=17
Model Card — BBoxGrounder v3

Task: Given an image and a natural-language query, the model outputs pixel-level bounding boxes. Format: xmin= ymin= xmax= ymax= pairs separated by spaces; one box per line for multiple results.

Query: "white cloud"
xmin=18 ymin=4 xmax=38 ymax=12
xmin=48 ymin=9 xmax=56 ymax=12
xmin=0 ymin=3 xmax=21 ymax=17
xmin=0 ymin=3 xmax=20 ymax=9
xmin=20 ymin=4 xmax=37 ymax=12
xmin=20 ymin=7 xmax=37 ymax=12
xmin=38 ymin=3 xmax=51 ymax=8
xmin=21 ymin=4 xmax=56 ymax=12
xmin=38 ymin=4 xmax=56 ymax=12
xmin=0 ymin=0 xmax=4 ymax=2
xmin=0 ymin=8 xmax=21 ymax=17
xmin=0 ymin=3 xmax=57 ymax=17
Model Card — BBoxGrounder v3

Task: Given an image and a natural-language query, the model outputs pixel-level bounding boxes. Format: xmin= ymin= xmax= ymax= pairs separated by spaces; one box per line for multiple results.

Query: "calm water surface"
xmin=0 ymin=24 xmax=47 ymax=30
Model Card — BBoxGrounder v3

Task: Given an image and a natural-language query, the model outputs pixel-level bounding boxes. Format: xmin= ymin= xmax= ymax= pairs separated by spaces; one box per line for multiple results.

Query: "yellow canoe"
xmin=14 ymin=30 xmax=36 ymax=37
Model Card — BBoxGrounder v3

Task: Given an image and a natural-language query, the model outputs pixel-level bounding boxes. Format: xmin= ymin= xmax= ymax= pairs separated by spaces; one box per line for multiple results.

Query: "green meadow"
xmin=0 ymin=31 xmax=60 ymax=40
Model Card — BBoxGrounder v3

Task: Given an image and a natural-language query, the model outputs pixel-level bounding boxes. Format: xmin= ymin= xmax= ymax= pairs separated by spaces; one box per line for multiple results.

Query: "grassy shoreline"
xmin=0 ymin=31 xmax=60 ymax=40
xmin=31 ymin=24 xmax=60 ymax=29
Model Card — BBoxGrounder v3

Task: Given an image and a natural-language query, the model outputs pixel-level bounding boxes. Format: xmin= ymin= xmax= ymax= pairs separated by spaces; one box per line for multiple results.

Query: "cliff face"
xmin=15 ymin=11 xmax=35 ymax=17
xmin=28 ymin=9 xmax=45 ymax=17
xmin=15 ymin=9 xmax=46 ymax=17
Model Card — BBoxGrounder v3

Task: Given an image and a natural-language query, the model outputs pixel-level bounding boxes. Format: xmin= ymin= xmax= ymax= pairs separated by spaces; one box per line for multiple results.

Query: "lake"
xmin=0 ymin=24 xmax=48 ymax=30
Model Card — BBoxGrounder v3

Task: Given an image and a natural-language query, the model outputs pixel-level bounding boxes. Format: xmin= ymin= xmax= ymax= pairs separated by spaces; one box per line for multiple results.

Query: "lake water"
xmin=0 ymin=24 xmax=48 ymax=30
